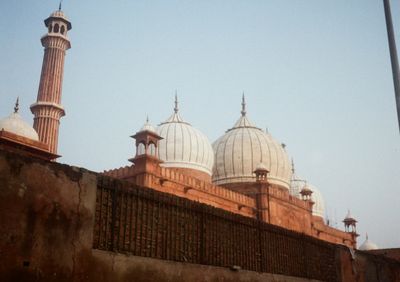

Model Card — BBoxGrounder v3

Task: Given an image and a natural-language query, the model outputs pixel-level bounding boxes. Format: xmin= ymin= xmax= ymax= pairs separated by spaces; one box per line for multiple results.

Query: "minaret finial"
xmin=14 ymin=97 xmax=19 ymax=113
xmin=174 ymin=91 xmax=178 ymax=113
xmin=366 ymin=233 xmax=369 ymax=240
xmin=146 ymin=115 xmax=149 ymax=123
xmin=241 ymin=92 xmax=246 ymax=116
xmin=59 ymin=0 xmax=63 ymax=11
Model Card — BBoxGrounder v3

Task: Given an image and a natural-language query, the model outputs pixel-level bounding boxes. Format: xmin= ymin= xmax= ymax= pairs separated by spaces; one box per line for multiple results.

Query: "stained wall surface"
xmin=0 ymin=149 xmax=399 ymax=282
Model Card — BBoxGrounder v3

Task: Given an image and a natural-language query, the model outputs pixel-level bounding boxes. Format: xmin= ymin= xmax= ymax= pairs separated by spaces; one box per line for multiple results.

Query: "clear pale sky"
xmin=0 ymin=0 xmax=399 ymax=248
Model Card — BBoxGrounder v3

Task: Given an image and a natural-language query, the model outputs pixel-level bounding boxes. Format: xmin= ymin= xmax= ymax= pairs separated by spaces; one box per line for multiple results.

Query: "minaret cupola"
xmin=45 ymin=4 xmax=72 ymax=39
xmin=129 ymin=118 xmax=163 ymax=174
xmin=343 ymin=210 xmax=358 ymax=234
xmin=130 ymin=117 xmax=162 ymax=160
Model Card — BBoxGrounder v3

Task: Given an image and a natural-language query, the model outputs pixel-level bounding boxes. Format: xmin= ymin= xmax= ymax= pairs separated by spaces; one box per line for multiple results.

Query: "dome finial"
xmin=241 ymin=92 xmax=246 ymax=116
xmin=174 ymin=91 xmax=179 ymax=113
xmin=146 ymin=115 xmax=149 ymax=123
xmin=366 ymin=233 xmax=369 ymax=240
xmin=14 ymin=97 xmax=19 ymax=113
xmin=58 ymin=0 xmax=63 ymax=11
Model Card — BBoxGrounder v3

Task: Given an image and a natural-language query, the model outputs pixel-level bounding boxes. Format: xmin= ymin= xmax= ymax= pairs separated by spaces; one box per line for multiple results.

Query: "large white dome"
xmin=212 ymin=98 xmax=291 ymax=189
xmin=156 ymin=98 xmax=214 ymax=176
xmin=0 ymin=109 xmax=39 ymax=141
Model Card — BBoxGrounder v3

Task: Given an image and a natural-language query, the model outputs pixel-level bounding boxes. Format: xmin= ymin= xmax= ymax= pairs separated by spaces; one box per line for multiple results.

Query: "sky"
xmin=0 ymin=0 xmax=399 ymax=248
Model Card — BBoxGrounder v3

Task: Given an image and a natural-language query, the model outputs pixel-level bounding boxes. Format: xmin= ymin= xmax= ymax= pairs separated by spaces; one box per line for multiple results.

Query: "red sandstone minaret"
xmin=30 ymin=6 xmax=71 ymax=155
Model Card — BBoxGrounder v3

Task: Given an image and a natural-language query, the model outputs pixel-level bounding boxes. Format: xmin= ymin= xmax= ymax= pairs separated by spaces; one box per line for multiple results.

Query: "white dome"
xmin=290 ymin=160 xmax=304 ymax=197
xmin=255 ymin=162 xmax=269 ymax=171
xmin=140 ymin=118 xmax=156 ymax=133
xmin=308 ymin=184 xmax=325 ymax=219
xmin=212 ymin=98 xmax=291 ymax=189
xmin=290 ymin=177 xmax=305 ymax=198
xmin=359 ymin=235 xmax=378 ymax=251
xmin=0 ymin=112 xmax=39 ymax=141
xmin=290 ymin=162 xmax=306 ymax=197
xmin=156 ymin=100 xmax=214 ymax=176
xmin=50 ymin=10 xmax=69 ymax=20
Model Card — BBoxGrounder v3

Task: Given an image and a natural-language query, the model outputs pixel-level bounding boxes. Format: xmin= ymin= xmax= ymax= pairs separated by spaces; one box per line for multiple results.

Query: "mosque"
xmin=0 ymin=7 xmax=379 ymax=252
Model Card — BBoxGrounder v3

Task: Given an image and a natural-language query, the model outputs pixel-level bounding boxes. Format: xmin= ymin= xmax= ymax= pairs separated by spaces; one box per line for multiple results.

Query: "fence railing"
xmin=93 ymin=176 xmax=337 ymax=281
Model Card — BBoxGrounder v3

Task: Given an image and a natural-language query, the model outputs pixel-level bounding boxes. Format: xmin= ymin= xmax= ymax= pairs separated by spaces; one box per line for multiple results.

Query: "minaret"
xmin=30 ymin=6 xmax=71 ymax=154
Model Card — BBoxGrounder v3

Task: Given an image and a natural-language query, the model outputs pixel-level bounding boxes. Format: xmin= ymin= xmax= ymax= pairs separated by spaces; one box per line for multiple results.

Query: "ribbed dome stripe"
xmin=222 ymin=131 xmax=232 ymax=178
xmin=199 ymin=129 xmax=206 ymax=166
xmin=270 ymin=134 xmax=280 ymax=178
xmin=173 ymin=123 xmax=177 ymax=160
xmin=185 ymin=122 xmax=192 ymax=162
xmin=213 ymin=137 xmax=223 ymax=178
xmin=231 ymin=129 xmax=241 ymax=177
xmin=179 ymin=121 xmax=184 ymax=161
xmin=246 ymin=127 xmax=254 ymax=176
xmin=202 ymin=129 xmax=209 ymax=167
xmin=165 ymin=123 xmax=173 ymax=160
xmin=254 ymin=130 xmax=264 ymax=165
xmin=241 ymin=128 xmax=245 ymax=175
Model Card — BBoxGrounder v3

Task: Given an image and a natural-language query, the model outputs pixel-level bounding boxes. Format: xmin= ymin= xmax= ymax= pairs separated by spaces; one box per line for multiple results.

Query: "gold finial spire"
xmin=14 ymin=97 xmax=19 ymax=113
xmin=174 ymin=91 xmax=178 ymax=113
xmin=241 ymin=92 xmax=246 ymax=116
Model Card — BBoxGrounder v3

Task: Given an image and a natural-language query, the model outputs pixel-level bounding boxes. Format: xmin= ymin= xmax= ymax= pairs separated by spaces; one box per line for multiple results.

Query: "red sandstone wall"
xmin=104 ymin=162 xmax=356 ymax=247
xmin=104 ymin=164 xmax=257 ymax=218
xmin=168 ymin=167 xmax=211 ymax=183
xmin=1 ymin=150 xmax=398 ymax=282
xmin=311 ymin=219 xmax=355 ymax=247
xmin=369 ymin=249 xmax=400 ymax=261
xmin=0 ymin=150 xmax=97 ymax=281
xmin=337 ymin=247 xmax=400 ymax=281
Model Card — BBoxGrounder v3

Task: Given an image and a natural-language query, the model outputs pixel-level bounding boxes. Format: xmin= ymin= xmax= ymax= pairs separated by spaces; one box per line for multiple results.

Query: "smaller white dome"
xmin=290 ymin=160 xmax=301 ymax=196
xmin=255 ymin=162 xmax=269 ymax=171
xmin=140 ymin=118 xmax=156 ymax=133
xmin=50 ymin=10 xmax=68 ymax=20
xmin=290 ymin=169 xmax=306 ymax=198
xmin=0 ymin=112 xmax=39 ymax=141
xmin=359 ymin=234 xmax=378 ymax=251
xmin=308 ymin=184 xmax=325 ymax=219
xmin=344 ymin=210 xmax=356 ymax=221
xmin=156 ymin=96 xmax=214 ymax=175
